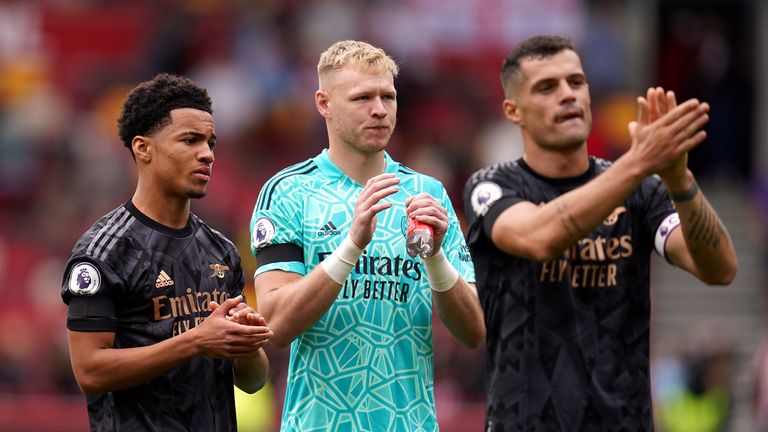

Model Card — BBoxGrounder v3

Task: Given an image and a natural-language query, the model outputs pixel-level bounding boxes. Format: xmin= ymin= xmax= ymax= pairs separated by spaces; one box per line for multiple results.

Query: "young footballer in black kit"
xmin=61 ymin=74 xmax=271 ymax=431
xmin=463 ymin=35 xmax=737 ymax=431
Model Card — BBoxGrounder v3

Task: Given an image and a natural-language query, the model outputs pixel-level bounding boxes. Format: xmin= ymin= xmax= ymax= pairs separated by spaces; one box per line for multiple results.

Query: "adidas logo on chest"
xmin=317 ymin=221 xmax=340 ymax=237
xmin=155 ymin=270 xmax=175 ymax=288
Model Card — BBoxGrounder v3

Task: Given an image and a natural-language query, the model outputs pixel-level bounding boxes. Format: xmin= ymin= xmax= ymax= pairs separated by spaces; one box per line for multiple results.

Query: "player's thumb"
xmin=628 ymin=121 xmax=638 ymax=139
xmin=636 ymin=96 xmax=649 ymax=125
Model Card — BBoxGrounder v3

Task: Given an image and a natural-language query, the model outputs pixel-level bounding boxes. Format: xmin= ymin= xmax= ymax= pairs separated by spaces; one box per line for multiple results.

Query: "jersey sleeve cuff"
xmin=255 ymin=243 xmax=303 ymax=266
xmin=482 ymin=196 xmax=521 ymax=238
xmin=67 ymin=317 xmax=117 ymax=332
xmin=254 ymin=261 xmax=307 ymax=278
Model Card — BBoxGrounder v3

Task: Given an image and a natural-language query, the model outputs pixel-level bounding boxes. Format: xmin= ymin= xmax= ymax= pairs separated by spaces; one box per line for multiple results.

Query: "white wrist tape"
xmin=321 ymin=236 xmax=363 ymax=285
xmin=424 ymin=249 xmax=459 ymax=292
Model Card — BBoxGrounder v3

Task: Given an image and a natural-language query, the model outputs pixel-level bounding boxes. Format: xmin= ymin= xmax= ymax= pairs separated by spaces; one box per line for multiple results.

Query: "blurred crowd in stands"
xmin=0 ymin=1 xmax=760 ymax=431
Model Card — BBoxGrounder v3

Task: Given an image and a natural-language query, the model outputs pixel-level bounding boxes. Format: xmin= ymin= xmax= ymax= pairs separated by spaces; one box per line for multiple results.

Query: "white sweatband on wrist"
xmin=321 ymin=236 xmax=363 ymax=285
xmin=654 ymin=212 xmax=681 ymax=261
xmin=424 ymin=249 xmax=460 ymax=292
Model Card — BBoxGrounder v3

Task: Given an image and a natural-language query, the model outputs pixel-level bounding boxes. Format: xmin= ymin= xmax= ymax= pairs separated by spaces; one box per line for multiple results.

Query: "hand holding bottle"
xmin=406 ymin=218 xmax=434 ymax=258
xmin=405 ymin=193 xmax=448 ymax=259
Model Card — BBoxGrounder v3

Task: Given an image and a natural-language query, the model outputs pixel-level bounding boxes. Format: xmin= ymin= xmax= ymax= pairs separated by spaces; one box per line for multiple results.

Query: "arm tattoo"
xmin=685 ymin=198 xmax=725 ymax=256
xmin=555 ymin=199 xmax=584 ymax=243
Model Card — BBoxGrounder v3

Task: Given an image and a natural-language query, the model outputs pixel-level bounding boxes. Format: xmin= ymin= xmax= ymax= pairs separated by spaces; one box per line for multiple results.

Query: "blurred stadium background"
xmin=0 ymin=0 xmax=765 ymax=431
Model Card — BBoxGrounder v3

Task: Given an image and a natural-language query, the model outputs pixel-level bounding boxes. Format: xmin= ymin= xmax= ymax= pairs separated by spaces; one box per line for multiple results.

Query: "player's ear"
xmin=316 ymin=89 xmax=331 ymax=119
xmin=503 ymin=98 xmax=523 ymax=125
xmin=132 ymin=136 xmax=151 ymax=163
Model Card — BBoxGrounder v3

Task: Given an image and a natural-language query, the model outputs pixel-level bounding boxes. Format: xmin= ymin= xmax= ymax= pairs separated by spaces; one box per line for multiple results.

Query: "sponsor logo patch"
xmin=68 ymin=262 xmax=101 ymax=296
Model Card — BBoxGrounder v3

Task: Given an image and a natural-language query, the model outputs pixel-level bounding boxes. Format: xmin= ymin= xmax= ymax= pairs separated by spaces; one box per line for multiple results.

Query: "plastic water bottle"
xmin=406 ymin=218 xmax=434 ymax=259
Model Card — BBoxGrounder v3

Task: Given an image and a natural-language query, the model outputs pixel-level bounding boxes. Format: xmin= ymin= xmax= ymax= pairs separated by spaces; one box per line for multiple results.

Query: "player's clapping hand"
xmin=639 ymin=87 xmax=692 ymax=184
xmin=626 ymin=87 xmax=708 ymax=177
xmin=349 ymin=173 xmax=400 ymax=248
xmin=639 ymin=86 xmax=676 ymax=123
xmin=226 ymin=302 xmax=268 ymax=327
xmin=406 ymin=193 xmax=449 ymax=255
xmin=194 ymin=295 xmax=273 ymax=358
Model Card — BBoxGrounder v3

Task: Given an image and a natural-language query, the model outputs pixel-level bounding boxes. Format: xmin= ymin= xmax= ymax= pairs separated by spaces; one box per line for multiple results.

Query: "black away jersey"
xmin=61 ymin=201 xmax=245 ymax=432
xmin=463 ymin=157 xmax=676 ymax=432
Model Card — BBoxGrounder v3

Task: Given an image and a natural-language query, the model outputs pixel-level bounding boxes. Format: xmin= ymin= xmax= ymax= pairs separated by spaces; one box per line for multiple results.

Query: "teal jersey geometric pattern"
xmin=250 ymin=150 xmax=474 ymax=432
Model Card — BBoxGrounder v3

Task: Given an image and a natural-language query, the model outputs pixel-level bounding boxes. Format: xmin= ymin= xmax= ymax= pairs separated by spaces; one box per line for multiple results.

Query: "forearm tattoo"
xmin=555 ymin=199 xmax=584 ymax=242
xmin=685 ymin=197 xmax=726 ymax=256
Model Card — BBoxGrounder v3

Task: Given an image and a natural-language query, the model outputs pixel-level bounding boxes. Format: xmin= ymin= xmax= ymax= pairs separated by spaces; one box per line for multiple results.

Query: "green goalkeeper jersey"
xmin=250 ymin=150 xmax=474 ymax=432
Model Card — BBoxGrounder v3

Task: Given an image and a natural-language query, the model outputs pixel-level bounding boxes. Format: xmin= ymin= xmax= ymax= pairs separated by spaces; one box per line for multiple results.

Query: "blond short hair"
xmin=317 ymin=40 xmax=399 ymax=83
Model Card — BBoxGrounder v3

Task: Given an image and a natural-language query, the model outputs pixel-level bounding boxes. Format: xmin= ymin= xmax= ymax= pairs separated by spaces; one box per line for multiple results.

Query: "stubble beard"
xmin=188 ymin=188 xmax=207 ymax=199
xmin=541 ymin=123 xmax=590 ymax=152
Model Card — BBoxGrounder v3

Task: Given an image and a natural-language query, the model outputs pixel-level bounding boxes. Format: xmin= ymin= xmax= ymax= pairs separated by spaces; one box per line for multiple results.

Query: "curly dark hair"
xmin=117 ymin=73 xmax=213 ymax=158
xmin=500 ymin=35 xmax=575 ymax=97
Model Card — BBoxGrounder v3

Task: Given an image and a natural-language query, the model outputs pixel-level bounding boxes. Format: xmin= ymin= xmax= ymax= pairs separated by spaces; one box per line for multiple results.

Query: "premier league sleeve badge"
xmin=68 ymin=262 xmax=102 ymax=296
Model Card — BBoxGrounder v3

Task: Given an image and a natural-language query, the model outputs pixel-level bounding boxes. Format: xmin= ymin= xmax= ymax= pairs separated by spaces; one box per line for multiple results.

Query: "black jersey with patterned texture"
xmin=463 ymin=157 xmax=676 ymax=432
xmin=61 ymin=200 xmax=244 ymax=432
